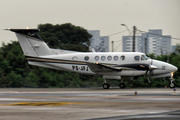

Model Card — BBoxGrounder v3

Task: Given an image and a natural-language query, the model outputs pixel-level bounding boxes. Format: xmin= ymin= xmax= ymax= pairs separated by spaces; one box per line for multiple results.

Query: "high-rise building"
xmin=88 ymin=30 xmax=109 ymax=52
xmin=172 ymin=45 xmax=177 ymax=53
xmin=122 ymin=36 xmax=145 ymax=52
xmin=123 ymin=29 xmax=171 ymax=55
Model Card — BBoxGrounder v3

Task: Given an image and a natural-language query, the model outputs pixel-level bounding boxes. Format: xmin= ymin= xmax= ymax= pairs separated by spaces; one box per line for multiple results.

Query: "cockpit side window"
xmin=120 ymin=55 xmax=125 ymax=60
xmin=141 ymin=55 xmax=145 ymax=60
xmin=141 ymin=54 xmax=149 ymax=60
xmin=134 ymin=56 xmax=140 ymax=61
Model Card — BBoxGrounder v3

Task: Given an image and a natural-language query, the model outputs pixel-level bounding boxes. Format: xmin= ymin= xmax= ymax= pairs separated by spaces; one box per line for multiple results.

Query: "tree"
xmin=38 ymin=23 xmax=92 ymax=52
xmin=25 ymin=72 xmax=39 ymax=87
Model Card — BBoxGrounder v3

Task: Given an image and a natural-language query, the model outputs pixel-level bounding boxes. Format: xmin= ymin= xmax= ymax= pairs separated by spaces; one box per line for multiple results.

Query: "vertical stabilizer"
xmin=7 ymin=29 xmax=51 ymax=57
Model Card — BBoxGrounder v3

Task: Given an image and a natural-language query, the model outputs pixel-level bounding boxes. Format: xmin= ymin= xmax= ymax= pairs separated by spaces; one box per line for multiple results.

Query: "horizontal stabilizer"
xmin=5 ymin=28 xmax=39 ymax=32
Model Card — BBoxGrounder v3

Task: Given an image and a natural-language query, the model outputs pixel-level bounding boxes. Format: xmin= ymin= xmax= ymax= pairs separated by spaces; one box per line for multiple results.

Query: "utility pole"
xmin=132 ymin=26 xmax=136 ymax=52
xmin=111 ymin=41 xmax=114 ymax=52
xmin=145 ymin=38 xmax=147 ymax=54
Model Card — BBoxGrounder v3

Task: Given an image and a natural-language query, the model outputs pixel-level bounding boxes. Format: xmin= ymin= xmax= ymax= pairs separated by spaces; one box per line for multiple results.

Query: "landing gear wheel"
xmin=119 ymin=83 xmax=125 ymax=89
xmin=169 ymin=82 xmax=175 ymax=88
xmin=103 ymin=83 xmax=110 ymax=89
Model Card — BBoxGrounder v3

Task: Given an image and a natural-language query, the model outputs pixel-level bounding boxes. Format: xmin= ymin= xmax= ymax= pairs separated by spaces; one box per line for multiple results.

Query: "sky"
xmin=0 ymin=0 xmax=180 ymax=52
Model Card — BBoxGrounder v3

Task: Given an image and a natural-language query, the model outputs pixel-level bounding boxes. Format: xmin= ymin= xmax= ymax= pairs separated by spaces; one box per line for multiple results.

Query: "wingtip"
xmin=4 ymin=28 xmax=11 ymax=31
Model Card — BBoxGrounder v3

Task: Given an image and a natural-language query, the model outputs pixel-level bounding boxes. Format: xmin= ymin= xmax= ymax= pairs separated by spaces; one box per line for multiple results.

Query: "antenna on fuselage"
xmin=91 ymin=48 xmax=96 ymax=52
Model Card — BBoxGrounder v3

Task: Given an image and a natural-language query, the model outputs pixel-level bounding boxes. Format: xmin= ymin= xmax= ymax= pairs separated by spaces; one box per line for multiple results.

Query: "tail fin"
xmin=7 ymin=29 xmax=51 ymax=57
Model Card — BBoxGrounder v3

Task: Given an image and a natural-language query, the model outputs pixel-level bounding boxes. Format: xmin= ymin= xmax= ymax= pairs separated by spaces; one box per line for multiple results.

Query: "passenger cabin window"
xmin=101 ymin=56 xmax=106 ymax=61
xmin=94 ymin=56 xmax=99 ymax=61
xmin=120 ymin=55 xmax=125 ymax=60
xmin=114 ymin=56 xmax=119 ymax=61
xmin=84 ymin=56 xmax=89 ymax=61
xmin=107 ymin=56 xmax=112 ymax=61
xmin=134 ymin=56 xmax=140 ymax=61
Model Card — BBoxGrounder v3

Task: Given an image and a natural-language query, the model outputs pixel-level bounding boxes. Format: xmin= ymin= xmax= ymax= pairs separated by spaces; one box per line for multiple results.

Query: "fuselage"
xmin=27 ymin=51 xmax=178 ymax=78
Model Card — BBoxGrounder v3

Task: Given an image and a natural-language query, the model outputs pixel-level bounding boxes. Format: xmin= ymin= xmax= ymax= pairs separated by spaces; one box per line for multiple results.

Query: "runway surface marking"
xmin=0 ymin=88 xmax=179 ymax=120
xmin=1 ymin=102 xmax=79 ymax=106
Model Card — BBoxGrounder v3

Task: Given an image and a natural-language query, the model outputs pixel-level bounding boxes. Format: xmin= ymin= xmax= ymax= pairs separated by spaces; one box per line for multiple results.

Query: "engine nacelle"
xmin=151 ymin=73 xmax=171 ymax=78
xmin=103 ymin=75 xmax=121 ymax=79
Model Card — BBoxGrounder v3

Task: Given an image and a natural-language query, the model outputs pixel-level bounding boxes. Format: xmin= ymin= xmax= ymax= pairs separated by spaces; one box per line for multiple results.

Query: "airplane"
xmin=6 ymin=28 xmax=178 ymax=89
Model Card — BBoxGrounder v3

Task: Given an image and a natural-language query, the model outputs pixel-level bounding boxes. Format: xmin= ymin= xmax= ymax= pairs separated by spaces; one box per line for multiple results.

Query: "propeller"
xmin=145 ymin=59 xmax=157 ymax=83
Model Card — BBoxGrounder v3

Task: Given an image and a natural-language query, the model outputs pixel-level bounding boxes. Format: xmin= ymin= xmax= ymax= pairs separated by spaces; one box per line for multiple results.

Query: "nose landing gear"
xmin=169 ymin=72 xmax=176 ymax=88
xmin=169 ymin=78 xmax=175 ymax=88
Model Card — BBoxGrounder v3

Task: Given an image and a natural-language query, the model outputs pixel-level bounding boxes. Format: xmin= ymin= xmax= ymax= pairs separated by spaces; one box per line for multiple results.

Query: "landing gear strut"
xmin=103 ymin=78 xmax=110 ymax=89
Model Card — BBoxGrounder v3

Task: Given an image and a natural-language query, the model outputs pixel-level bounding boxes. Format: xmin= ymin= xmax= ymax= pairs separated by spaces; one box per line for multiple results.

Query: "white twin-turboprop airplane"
xmin=7 ymin=28 xmax=178 ymax=89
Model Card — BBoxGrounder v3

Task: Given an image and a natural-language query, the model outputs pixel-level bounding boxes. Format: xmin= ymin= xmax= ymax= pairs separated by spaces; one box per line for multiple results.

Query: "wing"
xmin=87 ymin=63 xmax=122 ymax=73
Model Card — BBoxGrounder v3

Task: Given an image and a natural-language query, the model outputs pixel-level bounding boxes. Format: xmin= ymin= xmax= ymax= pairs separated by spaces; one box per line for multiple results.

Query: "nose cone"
xmin=152 ymin=59 xmax=178 ymax=72
xmin=171 ymin=65 xmax=178 ymax=72
xmin=166 ymin=63 xmax=178 ymax=72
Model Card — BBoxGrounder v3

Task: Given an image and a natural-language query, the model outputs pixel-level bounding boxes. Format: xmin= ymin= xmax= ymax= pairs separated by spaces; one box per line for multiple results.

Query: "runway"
xmin=0 ymin=88 xmax=180 ymax=120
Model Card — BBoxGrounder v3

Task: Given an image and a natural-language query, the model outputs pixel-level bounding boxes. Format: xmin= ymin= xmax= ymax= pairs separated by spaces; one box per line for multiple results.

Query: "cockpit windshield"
xmin=141 ymin=54 xmax=149 ymax=60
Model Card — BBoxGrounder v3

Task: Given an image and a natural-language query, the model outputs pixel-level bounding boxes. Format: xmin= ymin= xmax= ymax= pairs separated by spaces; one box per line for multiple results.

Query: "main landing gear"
xmin=102 ymin=78 xmax=126 ymax=89
xmin=103 ymin=83 xmax=110 ymax=89
xmin=103 ymin=78 xmax=110 ymax=89
xmin=119 ymin=80 xmax=125 ymax=89
xmin=119 ymin=83 xmax=125 ymax=89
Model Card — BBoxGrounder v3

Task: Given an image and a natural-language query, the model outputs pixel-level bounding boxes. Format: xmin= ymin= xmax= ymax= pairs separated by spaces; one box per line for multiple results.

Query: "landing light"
xmin=26 ymin=27 xmax=29 ymax=29
xmin=171 ymin=72 xmax=174 ymax=78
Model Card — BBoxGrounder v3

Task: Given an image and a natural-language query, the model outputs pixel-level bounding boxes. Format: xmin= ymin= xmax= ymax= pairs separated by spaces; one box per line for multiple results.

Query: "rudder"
xmin=7 ymin=29 xmax=51 ymax=57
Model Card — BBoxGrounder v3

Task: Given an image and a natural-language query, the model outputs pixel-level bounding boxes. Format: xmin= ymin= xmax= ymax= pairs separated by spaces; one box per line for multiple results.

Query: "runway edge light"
xmin=174 ymin=89 xmax=176 ymax=94
xmin=134 ymin=91 xmax=137 ymax=96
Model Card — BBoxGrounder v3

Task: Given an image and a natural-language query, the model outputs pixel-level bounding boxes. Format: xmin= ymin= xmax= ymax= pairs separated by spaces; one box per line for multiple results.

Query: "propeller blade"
xmin=145 ymin=59 xmax=156 ymax=83
xmin=151 ymin=59 xmax=153 ymax=65
xmin=145 ymin=59 xmax=156 ymax=78
xmin=147 ymin=77 xmax=151 ymax=83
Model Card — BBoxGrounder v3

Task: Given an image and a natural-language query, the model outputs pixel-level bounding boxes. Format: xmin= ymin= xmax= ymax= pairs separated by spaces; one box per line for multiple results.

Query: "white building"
xmin=122 ymin=36 xmax=145 ymax=52
xmin=88 ymin=30 xmax=109 ymax=52
xmin=123 ymin=29 xmax=171 ymax=55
